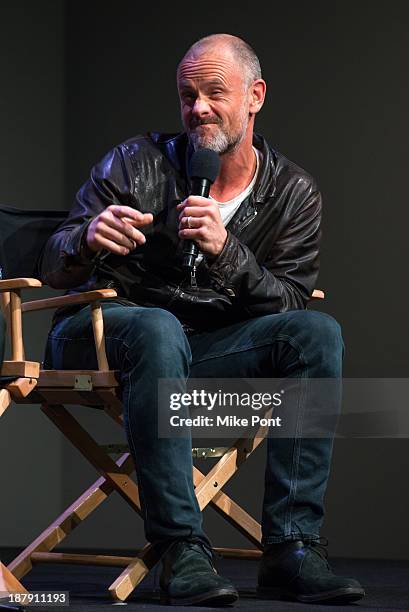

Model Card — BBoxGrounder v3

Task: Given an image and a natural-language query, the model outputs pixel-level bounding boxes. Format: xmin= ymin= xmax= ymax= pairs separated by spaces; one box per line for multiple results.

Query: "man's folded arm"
xmin=207 ymin=186 xmax=322 ymax=315
xmin=37 ymin=145 xmax=135 ymax=289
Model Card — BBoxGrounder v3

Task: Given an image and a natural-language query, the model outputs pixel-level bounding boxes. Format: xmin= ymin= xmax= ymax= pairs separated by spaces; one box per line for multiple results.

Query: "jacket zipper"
xmin=236 ymin=209 xmax=258 ymax=236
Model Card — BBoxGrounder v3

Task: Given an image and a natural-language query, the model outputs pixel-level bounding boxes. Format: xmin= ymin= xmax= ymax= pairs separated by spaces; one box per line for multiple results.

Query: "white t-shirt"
xmin=211 ymin=146 xmax=260 ymax=225
xmin=195 ymin=147 xmax=260 ymax=265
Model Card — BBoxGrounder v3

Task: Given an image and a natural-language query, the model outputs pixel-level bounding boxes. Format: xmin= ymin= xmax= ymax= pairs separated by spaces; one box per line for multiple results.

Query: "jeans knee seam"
xmin=191 ymin=333 xmax=308 ymax=367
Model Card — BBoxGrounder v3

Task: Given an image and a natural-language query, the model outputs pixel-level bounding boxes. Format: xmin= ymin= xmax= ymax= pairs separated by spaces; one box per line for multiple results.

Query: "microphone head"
xmin=188 ymin=148 xmax=221 ymax=184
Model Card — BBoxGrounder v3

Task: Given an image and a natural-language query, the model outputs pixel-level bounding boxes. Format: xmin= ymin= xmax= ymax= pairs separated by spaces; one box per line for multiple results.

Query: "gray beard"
xmin=188 ymin=113 xmax=249 ymax=154
xmin=190 ymin=128 xmax=231 ymax=154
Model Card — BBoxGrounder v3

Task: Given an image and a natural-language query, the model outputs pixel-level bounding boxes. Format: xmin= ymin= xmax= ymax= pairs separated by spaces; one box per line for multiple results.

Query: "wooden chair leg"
xmin=192 ymin=414 xmax=269 ymax=509
xmin=0 ymin=389 xmax=11 ymax=418
xmin=108 ymin=544 xmax=160 ymax=602
xmin=90 ymin=301 xmax=109 ymax=371
xmin=8 ymin=453 xmax=134 ymax=580
xmin=193 ymin=466 xmax=262 ymax=548
xmin=9 ymin=290 xmax=24 ymax=361
xmin=41 ymin=404 xmax=142 ymax=514
xmin=0 ymin=291 xmax=11 ymax=331
xmin=190 ymin=429 xmax=268 ymax=553
xmin=0 ymin=562 xmax=28 ymax=599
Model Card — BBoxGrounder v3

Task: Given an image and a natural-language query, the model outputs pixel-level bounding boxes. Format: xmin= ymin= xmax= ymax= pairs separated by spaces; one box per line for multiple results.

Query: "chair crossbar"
xmin=38 ymin=370 xmax=119 ymax=388
xmin=8 ymin=453 xmax=134 ymax=579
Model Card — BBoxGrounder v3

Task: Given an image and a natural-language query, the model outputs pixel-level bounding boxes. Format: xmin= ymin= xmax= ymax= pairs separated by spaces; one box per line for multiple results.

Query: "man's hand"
xmin=86 ymin=205 xmax=153 ymax=256
xmin=177 ymin=196 xmax=227 ymax=257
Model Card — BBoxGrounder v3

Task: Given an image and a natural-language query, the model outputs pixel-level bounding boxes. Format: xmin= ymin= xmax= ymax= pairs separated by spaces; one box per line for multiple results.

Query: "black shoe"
xmin=257 ymin=539 xmax=365 ymax=604
xmin=159 ymin=537 xmax=239 ymax=606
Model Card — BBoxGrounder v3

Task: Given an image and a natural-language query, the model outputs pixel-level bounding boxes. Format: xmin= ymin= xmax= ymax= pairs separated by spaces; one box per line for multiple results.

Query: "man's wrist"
xmin=79 ymin=226 xmax=99 ymax=260
xmin=80 ymin=235 xmax=93 ymax=258
xmin=207 ymin=230 xmax=228 ymax=260
xmin=206 ymin=231 xmax=230 ymax=266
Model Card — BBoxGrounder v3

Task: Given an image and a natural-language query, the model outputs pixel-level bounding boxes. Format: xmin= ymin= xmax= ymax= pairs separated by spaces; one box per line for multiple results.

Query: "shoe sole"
xmin=161 ymin=587 xmax=239 ymax=606
xmin=257 ymin=585 xmax=366 ymax=604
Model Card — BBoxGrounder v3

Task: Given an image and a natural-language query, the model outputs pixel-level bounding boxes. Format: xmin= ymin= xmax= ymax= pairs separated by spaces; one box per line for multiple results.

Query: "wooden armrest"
xmin=21 ymin=289 xmax=118 ymax=313
xmin=0 ymin=278 xmax=42 ymax=291
xmin=311 ymin=289 xmax=325 ymax=300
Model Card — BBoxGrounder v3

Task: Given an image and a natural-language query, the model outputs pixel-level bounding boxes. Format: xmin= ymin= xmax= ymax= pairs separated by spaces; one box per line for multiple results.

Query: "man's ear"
xmin=249 ymin=79 xmax=266 ymax=115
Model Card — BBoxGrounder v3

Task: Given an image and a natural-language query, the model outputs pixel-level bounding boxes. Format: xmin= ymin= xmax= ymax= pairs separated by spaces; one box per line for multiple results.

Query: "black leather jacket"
xmin=38 ymin=132 xmax=322 ymax=332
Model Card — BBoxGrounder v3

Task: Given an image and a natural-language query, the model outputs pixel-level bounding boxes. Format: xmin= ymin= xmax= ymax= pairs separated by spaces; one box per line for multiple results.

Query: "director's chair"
xmin=0 ymin=204 xmax=324 ymax=602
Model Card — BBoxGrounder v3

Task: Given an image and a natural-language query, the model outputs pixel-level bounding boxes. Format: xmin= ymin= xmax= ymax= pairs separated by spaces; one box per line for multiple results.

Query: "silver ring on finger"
xmin=187 ymin=216 xmax=192 ymax=229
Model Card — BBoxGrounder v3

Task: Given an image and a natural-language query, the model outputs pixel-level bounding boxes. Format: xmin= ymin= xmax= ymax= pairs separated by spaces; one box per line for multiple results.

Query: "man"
xmin=39 ymin=34 xmax=365 ymax=605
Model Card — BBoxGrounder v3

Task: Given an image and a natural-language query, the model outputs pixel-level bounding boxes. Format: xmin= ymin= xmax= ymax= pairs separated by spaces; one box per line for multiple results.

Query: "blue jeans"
xmin=44 ymin=303 xmax=343 ymax=549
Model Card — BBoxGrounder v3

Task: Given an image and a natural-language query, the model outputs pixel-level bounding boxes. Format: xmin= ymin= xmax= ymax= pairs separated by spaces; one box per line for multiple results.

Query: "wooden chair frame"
xmin=0 ymin=277 xmax=324 ymax=602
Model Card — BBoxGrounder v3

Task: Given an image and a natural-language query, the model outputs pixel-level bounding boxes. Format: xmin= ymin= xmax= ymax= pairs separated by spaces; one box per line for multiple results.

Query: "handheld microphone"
xmin=182 ymin=148 xmax=221 ymax=270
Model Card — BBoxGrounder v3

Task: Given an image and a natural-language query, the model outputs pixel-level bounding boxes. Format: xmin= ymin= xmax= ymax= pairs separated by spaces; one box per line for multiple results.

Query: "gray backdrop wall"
xmin=1 ymin=0 xmax=408 ymax=560
xmin=0 ymin=0 xmax=65 ymax=548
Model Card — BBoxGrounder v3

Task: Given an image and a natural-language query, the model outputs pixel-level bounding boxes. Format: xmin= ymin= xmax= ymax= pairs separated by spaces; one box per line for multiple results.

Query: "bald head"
xmin=178 ymin=34 xmax=262 ymax=90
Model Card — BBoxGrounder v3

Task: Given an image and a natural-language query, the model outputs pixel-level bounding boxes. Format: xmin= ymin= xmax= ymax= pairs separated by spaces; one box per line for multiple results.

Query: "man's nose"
xmin=191 ymin=96 xmax=211 ymax=116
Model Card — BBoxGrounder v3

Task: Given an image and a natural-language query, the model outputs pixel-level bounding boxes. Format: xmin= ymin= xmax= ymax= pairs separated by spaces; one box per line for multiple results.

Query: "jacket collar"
xmin=252 ymin=133 xmax=277 ymax=203
xmin=155 ymin=131 xmax=277 ymax=205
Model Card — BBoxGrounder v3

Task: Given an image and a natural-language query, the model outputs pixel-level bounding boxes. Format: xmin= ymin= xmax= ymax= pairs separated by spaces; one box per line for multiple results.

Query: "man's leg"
xmin=189 ymin=309 xmax=342 ymax=540
xmin=188 ymin=309 xmax=364 ymax=603
xmin=44 ymin=303 xmax=206 ymax=547
xmin=44 ymin=303 xmax=239 ymax=606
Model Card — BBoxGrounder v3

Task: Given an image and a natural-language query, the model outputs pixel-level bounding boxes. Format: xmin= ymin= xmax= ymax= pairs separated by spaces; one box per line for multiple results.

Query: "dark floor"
xmin=1 ymin=548 xmax=408 ymax=611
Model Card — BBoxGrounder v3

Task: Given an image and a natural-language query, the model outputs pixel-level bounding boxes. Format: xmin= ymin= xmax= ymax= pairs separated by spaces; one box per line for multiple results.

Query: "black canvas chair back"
xmin=0 ymin=205 xmax=68 ymax=280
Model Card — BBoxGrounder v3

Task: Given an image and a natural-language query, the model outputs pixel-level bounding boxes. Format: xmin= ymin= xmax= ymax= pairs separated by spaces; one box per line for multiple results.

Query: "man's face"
xmin=177 ymin=48 xmax=251 ymax=154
